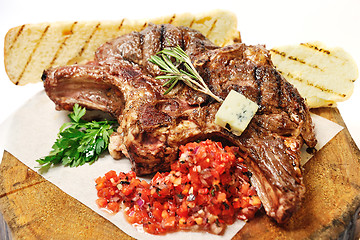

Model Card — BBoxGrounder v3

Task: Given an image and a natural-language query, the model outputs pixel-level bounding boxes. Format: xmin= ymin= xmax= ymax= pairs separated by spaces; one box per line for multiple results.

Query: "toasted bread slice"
xmin=4 ymin=9 xmax=240 ymax=86
xmin=270 ymin=41 xmax=358 ymax=108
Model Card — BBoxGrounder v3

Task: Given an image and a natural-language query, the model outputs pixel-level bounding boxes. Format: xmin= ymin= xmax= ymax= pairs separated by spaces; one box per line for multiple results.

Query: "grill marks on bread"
xmin=270 ymin=47 xmax=347 ymax=98
xmin=16 ymin=25 xmax=50 ymax=85
xmin=49 ymin=22 xmax=78 ymax=67
xmin=270 ymin=42 xmax=358 ymax=108
xmin=205 ymin=19 xmax=218 ymax=38
xmin=13 ymin=22 xmax=101 ymax=85
xmin=6 ymin=24 xmax=25 ymax=52
xmin=5 ymin=10 xmax=239 ymax=85
xmin=270 ymin=49 xmax=321 ymax=70
xmin=168 ymin=14 xmax=176 ymax=24
xmin=300 ymin=42 xmax=331 ymax=55
xmin=67 ymin=22 xmax=101 ymax=65
xmin=277 ymin=70 xmax=347 ymax=98
xmin=77 ymin=22 xmax=101 ymax=58
xmin=189 ymin=18 xmax=195 ymax=28
xmin=117 ymin=19 xmax=125 ymax=30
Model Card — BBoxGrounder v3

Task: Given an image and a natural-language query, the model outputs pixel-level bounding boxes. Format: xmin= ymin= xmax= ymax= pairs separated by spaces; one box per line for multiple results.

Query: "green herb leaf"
xmin=37 ymin=104 xmax=117 ymax=169
xmin=148 ymin=45 xmax=223 ymax=102
xmin=69 ymin=103 xmax=86 ymax=123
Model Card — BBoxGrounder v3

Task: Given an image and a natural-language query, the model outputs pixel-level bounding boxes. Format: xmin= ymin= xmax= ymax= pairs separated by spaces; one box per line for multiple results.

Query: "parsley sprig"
xmin=37 ymin=104 xmax=117 ymax=168
xmin=148 ymin=45 xmax=223 ymax=102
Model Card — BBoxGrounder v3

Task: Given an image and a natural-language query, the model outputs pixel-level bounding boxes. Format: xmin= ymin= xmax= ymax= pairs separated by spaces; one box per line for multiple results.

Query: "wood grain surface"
xmin=0 ymin=107 xmax=359 ymax=239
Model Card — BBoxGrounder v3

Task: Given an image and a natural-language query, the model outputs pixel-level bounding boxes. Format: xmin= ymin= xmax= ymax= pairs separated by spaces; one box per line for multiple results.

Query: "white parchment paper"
xmin=0 ymin=91 xmax=343 ymax=239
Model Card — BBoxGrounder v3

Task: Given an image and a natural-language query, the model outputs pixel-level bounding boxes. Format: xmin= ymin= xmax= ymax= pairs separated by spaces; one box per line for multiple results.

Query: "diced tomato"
xmin=149 ymin=207 xmax=161 ymax=221
xmin=105 ymin=170 xmax=118 ymax=181
xmin=163 ymin=216 xmax=176 ymax=229
xmin=107 ymin=202 xmax=120 ymax=213
xmin=130 ymin=178 xmax=141 ymax=188
xmin=198 ymin=188 xmax=209 ymax=195
xmin=151 ymin=172 xmax=164 ymax=185
xmin=140 ymin=180 xmax=150 ymax=188
xmin=178 ymin=217 xmax=187 ymax=229
xmin=240 ymin=182 xmax=250 ymax=195
xmin=215 ymin=164 xmax=226 ymax=175
xmin=196 ymin=193 xmax=209 ymax=206
xmin=95 ymin=182 xmax=104 ymax=191
xmin=125 ymin=209 xmax=139 ymax=224
xmin=121 ymin=185 xmax=134 ymax=196
xmin=232 ymin=198 xmax=241 ymax=209
xmin=217 ymin=192 xmax=227 ymax=202
xmin=95 ymin=176 xmax=105 ymax=185
xmin=176 ymin=201 xmax=189 ymax=218
xmin=97 ymin=188 xmax=110 ymax=198
xmin=96 ymin=198 xmax=108 ymax=208
xmin=127 ymin=171 xmax=136 ymax=179
xmin=95 ymin=140 xmax=262 ymax=235
xmin=240 ymin=196 xmax=251 ymax=208
xmin=250 ymin=196 xmax=262 ymax=207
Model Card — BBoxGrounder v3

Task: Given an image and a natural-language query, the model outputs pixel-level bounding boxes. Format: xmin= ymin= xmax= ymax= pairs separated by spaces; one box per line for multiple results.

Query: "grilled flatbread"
xmin=271 ymin=42 xmax=358 ymax=108
xmin=4 ymin=9 xmax=240 ymax=86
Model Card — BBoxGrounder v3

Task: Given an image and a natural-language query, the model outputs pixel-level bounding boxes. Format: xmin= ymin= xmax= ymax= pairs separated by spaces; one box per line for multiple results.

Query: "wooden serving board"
xmin=1 ymin=107 xmax=360 ymax=239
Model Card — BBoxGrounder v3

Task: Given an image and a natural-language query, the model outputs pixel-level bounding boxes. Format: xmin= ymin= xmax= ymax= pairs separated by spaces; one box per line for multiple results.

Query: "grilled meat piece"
xmin=43 ymin=24 xmax=317 ymax=224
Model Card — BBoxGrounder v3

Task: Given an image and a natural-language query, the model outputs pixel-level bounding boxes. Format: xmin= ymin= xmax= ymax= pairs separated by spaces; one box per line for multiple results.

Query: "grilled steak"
xmin=42 ymin=24 xmax=317 ymax=224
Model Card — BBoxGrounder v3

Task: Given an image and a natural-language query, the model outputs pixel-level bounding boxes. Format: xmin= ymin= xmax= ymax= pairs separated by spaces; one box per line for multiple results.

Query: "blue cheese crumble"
xmin=215 ymin=90 xmax=259 ymax=136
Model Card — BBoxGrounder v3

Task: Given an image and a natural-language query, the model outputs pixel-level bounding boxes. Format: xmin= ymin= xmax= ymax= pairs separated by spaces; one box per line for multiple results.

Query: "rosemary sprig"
xmin=149 ymin=45 xmax=223 ymax=102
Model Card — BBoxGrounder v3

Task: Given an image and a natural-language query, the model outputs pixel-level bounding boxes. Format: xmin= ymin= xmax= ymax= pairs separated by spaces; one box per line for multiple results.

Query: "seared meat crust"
xmin=43 ymin=24 xmax=317 ymax=224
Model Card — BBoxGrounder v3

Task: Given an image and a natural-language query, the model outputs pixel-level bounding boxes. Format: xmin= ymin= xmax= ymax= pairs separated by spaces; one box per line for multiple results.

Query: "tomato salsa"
xmin=95 ymin=140 xmax=261 ymax=235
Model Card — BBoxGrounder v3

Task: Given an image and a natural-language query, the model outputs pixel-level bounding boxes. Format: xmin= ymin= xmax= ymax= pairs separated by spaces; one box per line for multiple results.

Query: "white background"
xmin=0 ymin=0 xmax=360 ymax=148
